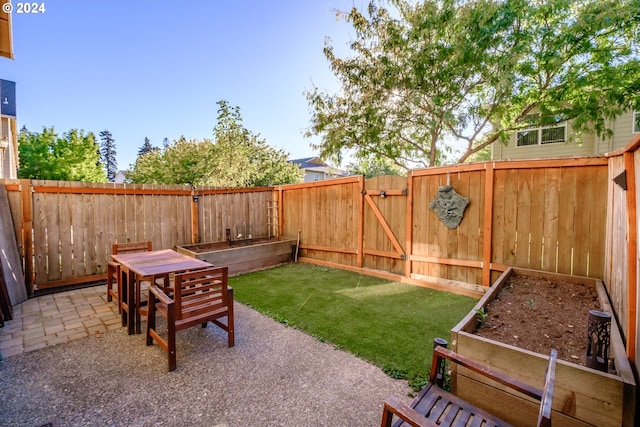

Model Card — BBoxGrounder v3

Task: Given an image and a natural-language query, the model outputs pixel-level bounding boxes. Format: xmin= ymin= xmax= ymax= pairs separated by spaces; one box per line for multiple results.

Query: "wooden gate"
xmin=362 ymin=176 xmax=407 ymax=275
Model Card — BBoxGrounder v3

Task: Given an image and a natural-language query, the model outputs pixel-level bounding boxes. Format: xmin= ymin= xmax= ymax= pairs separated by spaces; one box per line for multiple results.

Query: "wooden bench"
xmin=381 ymin=345 xmax=557 ymax=427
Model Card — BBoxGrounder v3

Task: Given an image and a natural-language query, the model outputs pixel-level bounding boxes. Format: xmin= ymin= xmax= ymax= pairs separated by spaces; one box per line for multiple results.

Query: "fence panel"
xmin=196 ymin=188 xmax=274 ymax=244
xmin=363 ymin=175 xmax=407 ymax=275
xmin=19 ymin=181 xmax=194 ymax=291
xmin=491 ymin=163 xmax=608 ymax=277
xmin=281 ymin=177 xmax=362 ymax=267
xmin=279 ymin=159 xmax=608 ymax=292
xmin=411 ymin=168 xmax=485 ymax=285
xmin=605 ymin=155 xmax=630 ymax=342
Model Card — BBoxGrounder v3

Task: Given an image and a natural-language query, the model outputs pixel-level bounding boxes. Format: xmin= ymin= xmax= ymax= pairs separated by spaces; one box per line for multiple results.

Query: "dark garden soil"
xmin=181 ymin=238 xmax=273 ymax=253
xmin=474 ymin=274 xmax=601 ymax=368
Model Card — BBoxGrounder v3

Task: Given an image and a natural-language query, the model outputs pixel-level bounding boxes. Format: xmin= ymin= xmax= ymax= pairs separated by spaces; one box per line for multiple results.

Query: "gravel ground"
xmin=0 ymin=303 xmax=412 ymax=427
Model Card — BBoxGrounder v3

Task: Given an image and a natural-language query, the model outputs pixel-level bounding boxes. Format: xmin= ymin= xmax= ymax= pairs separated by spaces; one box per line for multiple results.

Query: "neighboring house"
xmin=290 ymin=157 xmax=348 ymax=182
xmin=1 ymin=10 xmax=17 ymax=180
xmin=113 ymin=170 xmax=128 ymax=184
xmin=492 ymin=110 xmax=637 ymax=160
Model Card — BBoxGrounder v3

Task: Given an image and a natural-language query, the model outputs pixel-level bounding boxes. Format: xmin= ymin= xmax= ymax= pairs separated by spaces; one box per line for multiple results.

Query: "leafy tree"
xmin=138 ymin=137 xmax=158 ymax=156
xmin=18 ymin=127 xmax=107 ymax=182
xmin=127 ymin=101 xmax=303 ymax=187
xmin=347 ymin=156 xmax=404 ymax=178
xmin=210 ymin=100 xmax=303 ymax=187
xmin=99 ymin=130 xmax=117 ymax=181
xmin=306 ymin=0 xmax=640 ymax=169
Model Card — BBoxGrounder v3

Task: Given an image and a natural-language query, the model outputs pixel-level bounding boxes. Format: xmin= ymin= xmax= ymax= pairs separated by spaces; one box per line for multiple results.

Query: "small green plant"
xmin=383 ymin=363 xmax=408 ymax=380
xmin=475 ymin=307 xmax=489 ymax=327
xmin=268 ymin=312 xmax=289 ymax=325
xmin=408 ymin=374 xmax=429 ymax=392
xmin=527 ymin=299 xmax=536 ymax=309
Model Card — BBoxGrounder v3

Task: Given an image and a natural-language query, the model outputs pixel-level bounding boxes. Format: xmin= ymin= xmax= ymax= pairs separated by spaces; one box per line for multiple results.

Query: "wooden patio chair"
xmin=381 ymin=345 xmax=557 ymax=427
xmin=106 ymin=241 xmax=153 ymax=315
xmin=145 ymin=266 xmax=234 ymax=372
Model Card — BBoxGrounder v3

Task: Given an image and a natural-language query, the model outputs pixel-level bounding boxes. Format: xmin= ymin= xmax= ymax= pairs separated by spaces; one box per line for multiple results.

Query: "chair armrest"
xmin=381 ymin=396 xmax=439 ymax=427
xmin=148 ymin=284 xmax=173 ymax=305
xmin=432 ymin=346 xmax=543 ymax=400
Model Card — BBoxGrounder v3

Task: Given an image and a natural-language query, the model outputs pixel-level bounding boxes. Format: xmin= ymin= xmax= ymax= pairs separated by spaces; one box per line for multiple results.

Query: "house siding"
xmin=609 ymin=110 xmax=637 ymax=150
xmin=493 ymin=111 xmax=637 ymax=160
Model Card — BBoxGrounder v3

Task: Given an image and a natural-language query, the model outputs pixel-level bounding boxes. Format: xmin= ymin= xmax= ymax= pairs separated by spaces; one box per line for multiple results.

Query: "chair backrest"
xmin=173 ymin=267 xmax=229 ymax=322
xmin=536 ymin=349 xmax=557 ymax=427
xmin=112 ymin=241 xmax=152 ymax=255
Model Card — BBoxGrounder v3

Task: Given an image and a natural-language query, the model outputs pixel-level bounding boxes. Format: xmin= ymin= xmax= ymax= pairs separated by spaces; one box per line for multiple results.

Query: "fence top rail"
xmin=31 ymin=186 xmax=192 ymax=196
xmin=197 ymin=186 xmax=275 ymax=195
xmin=411 ymin=156 xmax=608 ymax=177
xmin=1 ymin=180 xmax=277 ymax=196
xmin=606 ymin=133 xmax=640 ymax=157
xmin=279 ymin=175 xmax=362 ymax=191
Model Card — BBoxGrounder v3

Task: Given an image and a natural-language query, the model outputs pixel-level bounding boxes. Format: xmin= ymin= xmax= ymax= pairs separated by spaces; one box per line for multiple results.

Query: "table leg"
xmin=120 ymin=268 xmax=128 ymax=328
xmin=135 ymin=275 xmax=141 ymax=334
xmin=127 ymin=271 xmax=135 ymax=335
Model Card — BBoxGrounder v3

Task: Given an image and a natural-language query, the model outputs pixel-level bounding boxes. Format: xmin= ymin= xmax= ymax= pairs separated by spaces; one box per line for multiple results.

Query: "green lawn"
xmin=229 ymin=263 xmax=477 ymax=389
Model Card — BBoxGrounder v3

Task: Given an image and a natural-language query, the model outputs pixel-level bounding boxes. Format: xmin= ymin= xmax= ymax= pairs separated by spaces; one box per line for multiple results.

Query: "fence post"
xmin=405 ymin=170 xmax=413 ymax=278
xmin=357 ymin=175 xmax=365 ymax=268
xmin=19 ymin=179 xmax=34 ymax=295
xmin=482 ymin=162 xmax=495 ymax=286
xmin=190 ymin=189 xmax=199 ymax=244
xmin=278 ymin=187 xmax=283 ymax=237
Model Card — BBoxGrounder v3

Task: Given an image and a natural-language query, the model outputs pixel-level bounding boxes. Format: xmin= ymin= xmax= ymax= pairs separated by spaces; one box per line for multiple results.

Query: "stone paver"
xmin=0 ymin=284 xmax=120 ymax=359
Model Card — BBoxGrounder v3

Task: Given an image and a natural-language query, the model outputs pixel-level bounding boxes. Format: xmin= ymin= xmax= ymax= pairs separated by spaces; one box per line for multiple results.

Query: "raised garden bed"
xmin=176 ymin=237 xmax=297 ymax=276
xmin=450 ymin=267 xmax=635 ymax=426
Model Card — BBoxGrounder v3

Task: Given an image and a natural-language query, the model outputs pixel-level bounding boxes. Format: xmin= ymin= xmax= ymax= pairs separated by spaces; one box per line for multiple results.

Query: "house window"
xmin=516 ymin=122 xmax=566 ymax=147
xmin=633 ymin=111 xmax=640 ymax=133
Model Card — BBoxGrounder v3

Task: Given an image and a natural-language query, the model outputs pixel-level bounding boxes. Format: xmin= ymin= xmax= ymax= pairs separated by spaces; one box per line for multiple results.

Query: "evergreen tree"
xmin=138 ymin=137 xmax=158 ymax=156
xmin=99 ymin=130 xmax=118 ymax=181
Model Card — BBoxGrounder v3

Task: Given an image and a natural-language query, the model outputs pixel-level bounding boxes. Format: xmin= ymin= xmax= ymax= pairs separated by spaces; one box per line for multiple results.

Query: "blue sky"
xmin=2 ymin=0 xmax=363 ymax=170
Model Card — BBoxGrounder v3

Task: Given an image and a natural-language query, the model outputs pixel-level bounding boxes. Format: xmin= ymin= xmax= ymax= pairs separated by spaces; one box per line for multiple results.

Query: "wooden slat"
xmin=542 ymin=168 xmax=561 ymax=272
xmin=515 ymin=169 xmax=532 ymax=268
xmin=466 ymin=170 xmax=483 ymax=285
xmin=491 ymin=170 xmax=506 ymax=267
xmin=58 ymin=181 xmax=73 ymax=279
xmin=624 ymin=151 xmax=637 ymax=360
xmin=410 ymin=255 xmax=482 ymax=269
xmin=405 ymin=171 xmax=414 ymax=277
xmin=0 ymin=185 xmax=27 ymax=305
xmin=528 ymin=168 xmax=546 ymax=271
xmin=559 ymin=168 xmax=577 ymax=275
xmin=589 ymin=166 xmax=608 ymax=278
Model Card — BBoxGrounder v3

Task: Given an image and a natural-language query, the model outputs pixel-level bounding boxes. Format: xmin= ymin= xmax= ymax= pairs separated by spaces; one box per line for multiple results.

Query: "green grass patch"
xmin=229 ymin=263 xmax=477 ymax=390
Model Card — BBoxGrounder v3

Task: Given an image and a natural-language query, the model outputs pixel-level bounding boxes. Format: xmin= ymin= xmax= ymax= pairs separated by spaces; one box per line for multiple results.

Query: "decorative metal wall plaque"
xmin=429 ymin=185 xmax=469 ymax=229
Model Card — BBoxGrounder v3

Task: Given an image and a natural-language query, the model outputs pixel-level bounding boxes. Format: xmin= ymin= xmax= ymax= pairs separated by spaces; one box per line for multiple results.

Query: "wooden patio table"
xmin=112 ymin=249 xmax=213 ymax=335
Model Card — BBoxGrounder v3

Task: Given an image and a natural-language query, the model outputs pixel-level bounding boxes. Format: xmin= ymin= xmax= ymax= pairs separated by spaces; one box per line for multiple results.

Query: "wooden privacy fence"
xmin=280 ymin=156 xmax=609 ymax=297
xmin=605 ymin=135 xmax=640 ymax=363
xmin=0 ymin=179 xmax=275 ymax=294
xmin=2 ymin=153 xmax=639 ymax=369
